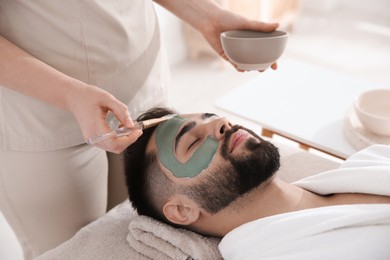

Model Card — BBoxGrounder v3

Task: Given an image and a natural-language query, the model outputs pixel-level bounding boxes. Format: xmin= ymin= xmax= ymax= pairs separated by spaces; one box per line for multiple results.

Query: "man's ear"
xmin=163 ymin=195 xmax=200 ymax=225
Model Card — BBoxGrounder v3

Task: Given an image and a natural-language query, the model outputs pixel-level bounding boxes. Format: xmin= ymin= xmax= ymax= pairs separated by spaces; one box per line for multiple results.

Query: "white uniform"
xmin=0 ymin=0 xmax=169 ymax=258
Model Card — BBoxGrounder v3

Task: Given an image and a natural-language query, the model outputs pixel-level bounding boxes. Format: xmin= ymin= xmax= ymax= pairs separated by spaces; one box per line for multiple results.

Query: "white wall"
xmin=155 ymin=0 xmax=390 ymax=66
xmin=302 ymin=0 xmax=390 ymax=18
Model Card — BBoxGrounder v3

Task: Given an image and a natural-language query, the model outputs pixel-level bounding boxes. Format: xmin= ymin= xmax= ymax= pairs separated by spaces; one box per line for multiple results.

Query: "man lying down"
xmin=124 ymin=107 xmax=390 ymax=260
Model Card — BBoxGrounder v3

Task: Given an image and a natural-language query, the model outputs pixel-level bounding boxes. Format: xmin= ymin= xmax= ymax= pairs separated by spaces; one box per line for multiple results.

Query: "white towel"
xmin=219 ymin=144 xmax=390 ymax=260
xmin=127 ymin=215 xmax=222 ymax=260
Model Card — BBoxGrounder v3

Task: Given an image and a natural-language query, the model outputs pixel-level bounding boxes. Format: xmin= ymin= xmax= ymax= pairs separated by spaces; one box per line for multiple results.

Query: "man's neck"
xmin=193 ymin=177 xmax=390 ymax=237
xmin=193 ymin=177 xmax=329 ymax=237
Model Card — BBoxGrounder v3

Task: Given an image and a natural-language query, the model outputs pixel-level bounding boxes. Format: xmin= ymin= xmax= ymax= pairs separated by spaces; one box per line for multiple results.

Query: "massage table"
xmin=34 ymin=141 xmax=341 ymax=260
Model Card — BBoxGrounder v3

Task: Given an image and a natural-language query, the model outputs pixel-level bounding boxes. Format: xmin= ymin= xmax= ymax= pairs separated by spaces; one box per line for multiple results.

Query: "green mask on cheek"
xmin=156 ymin=116 xmax=218 ymax=178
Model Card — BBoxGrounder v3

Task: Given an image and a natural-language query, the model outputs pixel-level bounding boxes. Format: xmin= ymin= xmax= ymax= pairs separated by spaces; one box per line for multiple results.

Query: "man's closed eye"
xmin=188 ymin=138 xmax=200 ymax=151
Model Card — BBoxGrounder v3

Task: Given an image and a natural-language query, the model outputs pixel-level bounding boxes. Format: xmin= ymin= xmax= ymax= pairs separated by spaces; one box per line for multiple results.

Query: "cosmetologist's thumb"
xmin=250 ymin=21 xmax=279 ymax=32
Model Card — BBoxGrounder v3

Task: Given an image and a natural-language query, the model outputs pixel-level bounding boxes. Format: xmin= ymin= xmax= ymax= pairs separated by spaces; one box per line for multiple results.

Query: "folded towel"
xmin=128 ymin=215 xmax=222 ymax=260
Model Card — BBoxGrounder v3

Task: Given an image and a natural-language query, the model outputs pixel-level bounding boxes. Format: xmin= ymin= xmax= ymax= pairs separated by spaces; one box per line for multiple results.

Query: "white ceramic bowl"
xmin=354 ymin=88 xmax=390 ymax=136
xmin=220 ymin=30 xmax=288 ymax=70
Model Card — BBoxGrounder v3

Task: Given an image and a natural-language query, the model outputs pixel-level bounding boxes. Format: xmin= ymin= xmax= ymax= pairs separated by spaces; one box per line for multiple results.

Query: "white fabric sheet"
xmin=219 ymin=144 xmax=390 ymax=260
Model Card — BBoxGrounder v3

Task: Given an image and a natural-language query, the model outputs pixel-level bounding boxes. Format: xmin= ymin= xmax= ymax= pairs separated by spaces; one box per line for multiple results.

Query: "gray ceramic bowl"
xmin=354 ymin=88 xmax=390 ymax=136
xmin=221 ymin=30 xmax=288 ymax=70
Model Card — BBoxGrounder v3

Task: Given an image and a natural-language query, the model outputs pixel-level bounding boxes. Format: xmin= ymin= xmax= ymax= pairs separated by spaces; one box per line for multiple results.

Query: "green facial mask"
xmin=156 ymin=116 xmax=218 ymax=178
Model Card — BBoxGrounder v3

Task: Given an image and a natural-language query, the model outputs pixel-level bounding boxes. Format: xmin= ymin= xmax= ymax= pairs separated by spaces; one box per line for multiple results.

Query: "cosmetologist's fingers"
xmin=94 ymin=129 xmax=143 ymax=154
xmin=106 ymin=96 xmax=134 ymax=128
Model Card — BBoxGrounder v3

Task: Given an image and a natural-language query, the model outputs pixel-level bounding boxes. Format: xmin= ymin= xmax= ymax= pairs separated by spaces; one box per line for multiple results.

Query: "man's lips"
xmin=229 ymin=129 xmax=249 ymax=153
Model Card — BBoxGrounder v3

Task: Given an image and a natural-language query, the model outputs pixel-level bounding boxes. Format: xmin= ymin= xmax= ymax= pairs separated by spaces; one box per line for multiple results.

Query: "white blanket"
xmin=219 ymin=145 xmax=390 ymax=260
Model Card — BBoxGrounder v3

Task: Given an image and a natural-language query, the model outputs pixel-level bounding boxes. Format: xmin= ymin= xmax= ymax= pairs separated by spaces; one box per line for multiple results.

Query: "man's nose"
xmin=212 ymin=118 xmax=232 ymax=140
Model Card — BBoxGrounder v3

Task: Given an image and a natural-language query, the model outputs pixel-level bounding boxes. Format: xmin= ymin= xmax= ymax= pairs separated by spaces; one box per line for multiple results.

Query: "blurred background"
xmin=1 ymin=0 xmax=389 ymax=259
xmin=160 ymin=0 xmax=390 ymax=134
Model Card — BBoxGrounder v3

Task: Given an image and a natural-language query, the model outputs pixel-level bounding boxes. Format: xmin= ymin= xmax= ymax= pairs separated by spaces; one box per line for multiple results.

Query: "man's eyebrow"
xmin=175 ymin=121 xmax=196 ymax=151
xmin=202 ymin=113 xmax=218 ymax=119
xmin=174 ymin=113 xmax=218 ymax=151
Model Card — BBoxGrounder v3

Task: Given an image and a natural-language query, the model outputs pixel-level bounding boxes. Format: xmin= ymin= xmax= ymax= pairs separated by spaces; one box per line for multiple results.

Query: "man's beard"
xmin=180 ymin=125 xmax=280 ymax=214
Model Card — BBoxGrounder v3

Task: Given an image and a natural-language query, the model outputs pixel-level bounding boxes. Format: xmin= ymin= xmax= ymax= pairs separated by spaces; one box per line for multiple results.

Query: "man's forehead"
xmin=145 ymin=112 xmax=220 ymax=154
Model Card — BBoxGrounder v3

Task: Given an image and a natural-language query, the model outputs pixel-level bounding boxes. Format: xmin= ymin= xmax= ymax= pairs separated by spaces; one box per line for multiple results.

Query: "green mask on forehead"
xmin=156 ymin=116 xmax=218 ymax=178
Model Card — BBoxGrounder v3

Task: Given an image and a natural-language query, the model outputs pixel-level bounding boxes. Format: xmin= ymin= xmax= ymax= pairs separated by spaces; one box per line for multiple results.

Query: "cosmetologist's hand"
xmin=201 ymin=8 xmax=279 ymax=72
xmin=66 ymin=83 xmax=142 ymax=154
xmin=1 ymin=26 xmax=140 ymax=154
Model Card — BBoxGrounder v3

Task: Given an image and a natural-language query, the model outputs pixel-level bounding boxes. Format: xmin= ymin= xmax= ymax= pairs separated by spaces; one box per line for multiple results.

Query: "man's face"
xmin=146 ymin=113 xmax=280 ymax=213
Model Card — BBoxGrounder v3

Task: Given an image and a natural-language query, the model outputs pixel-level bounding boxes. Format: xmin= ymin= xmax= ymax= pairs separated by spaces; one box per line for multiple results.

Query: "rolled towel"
xmin=127 ymin=215 xmax=222 ymax=260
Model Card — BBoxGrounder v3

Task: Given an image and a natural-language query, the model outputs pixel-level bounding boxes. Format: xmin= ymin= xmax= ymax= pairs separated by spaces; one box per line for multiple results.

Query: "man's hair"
xmin=124 ymin=107 xmax=177 ymax=223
